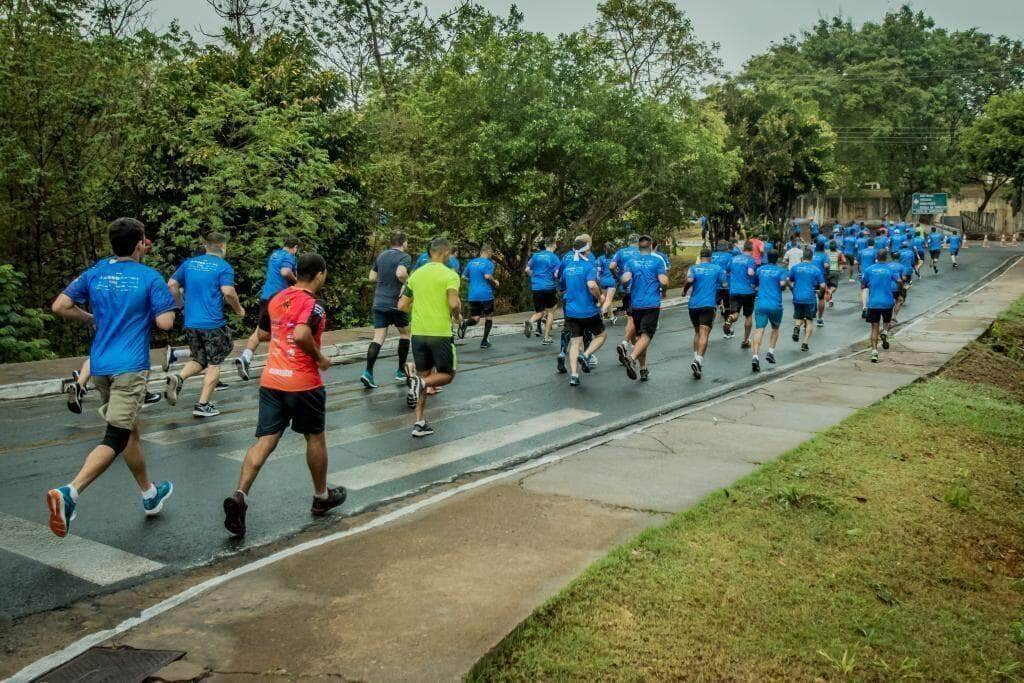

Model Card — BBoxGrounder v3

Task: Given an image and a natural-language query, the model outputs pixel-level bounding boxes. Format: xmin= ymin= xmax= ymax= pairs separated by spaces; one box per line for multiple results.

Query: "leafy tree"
xmin=0 ymin=265 xmax=52 ymax=363
xmin=962 ymin=91 xmax=1024 ymax=217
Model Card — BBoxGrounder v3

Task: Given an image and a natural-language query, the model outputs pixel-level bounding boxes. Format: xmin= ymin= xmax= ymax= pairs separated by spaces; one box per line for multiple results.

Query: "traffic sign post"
xmin=911 ymin=193 xmax=948 ymax=215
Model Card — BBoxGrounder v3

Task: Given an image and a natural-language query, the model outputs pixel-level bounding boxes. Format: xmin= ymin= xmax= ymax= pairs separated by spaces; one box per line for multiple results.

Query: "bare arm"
xmin=658 ymin=273 xmax=669 ymax=286
xmin=294 ymin=323 xmax=330 ymax=370
xmin=447 ymin=288 xmax=462 ymax=324
xmin=368 ymin=269 xmax=378 ymax=283
xmin=587 ymin=280 xmax=601 ymax=300
xmin=220 ymin=285 xmax=245 ymax=317
xmin=281 ymin=267 xmax=297 ymax=284
xmin=154 ymin=310 xmax=176 ymax=331
xmin=168 ymin=279 xmax=184 ymax=309
xmin=397 ymin=294 xmax=412 ymax=312
xmin=51 ymin=293 xmax=94 ymax=325
xmin=620 ymin=272 xmax=633 ymax=285
xmin=396 ymin=265 xmax=409 ymax=283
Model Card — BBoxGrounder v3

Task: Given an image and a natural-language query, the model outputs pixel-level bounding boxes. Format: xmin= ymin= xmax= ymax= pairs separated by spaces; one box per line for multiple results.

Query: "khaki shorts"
xmin=93 ymin=372 xmax=149 ymax=430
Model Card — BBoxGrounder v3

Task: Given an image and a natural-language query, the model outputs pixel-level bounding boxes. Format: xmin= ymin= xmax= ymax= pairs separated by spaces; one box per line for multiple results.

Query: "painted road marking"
xmin=0 ymin=513 xmax=164 ymax=586
xmin=328 ymin=408 xmax=600 ymax=490
xmin=217 ymin=395 xmax=510 ymax=462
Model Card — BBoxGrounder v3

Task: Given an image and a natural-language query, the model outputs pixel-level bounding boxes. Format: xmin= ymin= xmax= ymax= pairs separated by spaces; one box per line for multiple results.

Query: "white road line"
xmin=0 ymin=513 xmax=163 ymax=587
xmin=217 ymin=395 xmax=510 ymax=462
xmin=328 ymin=408 xmax=600 ymax=490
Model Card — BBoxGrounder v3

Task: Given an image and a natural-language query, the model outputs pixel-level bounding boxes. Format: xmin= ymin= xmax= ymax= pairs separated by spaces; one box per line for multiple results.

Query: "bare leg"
xmin=743 ymin=314 xmax=753 ymax=343
xmin=630 ymin=333 xmax=651 ymax=363
xmin=543 ymin=310 xmax=555 ymax=339
xmin=697 ymin=326 xmax=710 ymax=356
xmin=236 ymin=433 xmax=283 ymax=494
xmin=198 ymin=365 xmax=220 ymax=404
xmin=305 ymin=432 xmax=328 ymax=496
xmin=179 ymin=359 xmax=205 ymax=382
xmin=585 ymin=331 xmax=607 ymax=358
xmin=870 ymin=322 xmax=880 ymax=351
xmin=568 ymin=337 xmax=582 ymax=374
xmin=769 ymin=326 xmax=780 ymax=350
xmin=70 ymin=446 xmax=117 ymax=493
xmin=803 ymin=319 xmax=815 ymax=344
xmin=119 ymin=427 xmax=151 ymax=491
xmin=78 ymin=358 xmax=91 ymax=388
xmin=751 ymin=326 xmax=766 ymax=356
xmin=245 ymin=328 xmax=261 ymax=354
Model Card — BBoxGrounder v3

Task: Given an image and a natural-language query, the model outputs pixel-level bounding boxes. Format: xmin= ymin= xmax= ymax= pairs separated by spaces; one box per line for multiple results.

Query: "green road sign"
xmin=911 ymin=193 xmax=948 ymax=215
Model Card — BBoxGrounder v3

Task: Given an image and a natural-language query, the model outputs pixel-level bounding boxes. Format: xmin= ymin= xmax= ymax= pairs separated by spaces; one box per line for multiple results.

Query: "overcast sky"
xmin=149 ymin=1 xmax=1023 ymax=74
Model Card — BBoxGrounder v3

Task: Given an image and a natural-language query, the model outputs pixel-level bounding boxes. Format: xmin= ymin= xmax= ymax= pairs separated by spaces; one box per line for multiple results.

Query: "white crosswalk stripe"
xmin=217 ymin=394 xmax=510 ymax=462
xmin=0 ymin=512 xmax=164 ymax=585
xmin=328 ymin=408 xmax=600 ymax=490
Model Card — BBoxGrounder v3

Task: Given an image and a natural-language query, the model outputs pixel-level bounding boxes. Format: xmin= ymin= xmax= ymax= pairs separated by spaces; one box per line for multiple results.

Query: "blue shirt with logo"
xmin=711 ymin=251 xmax=732 ymax=290
xmin=611 ymin=246 xmax=642 ymax=291
xmin=728 ymin=253 xmax=757 ymax=295
xmin=947 ymin=234 xmax=962 ymax=252
xmin=898 ymin=248 xmax=916 ymax=276
xmin=687 ymin=262 xmax=727 ymax=309
xmin=171 ymin=253 xmax=234 ymax=330
xmin=927 ymin=232 xmax=944 ymax=251
xmin=464 ymin=257 xmax=496 ymax=302
xmin=63 ymin=258 xmax=177 ymax=376
xmin=887 ymin=261 xmax=905 ymax=291
xmin=912 ymin=235 xmax=925 ymax=255
xmin=416 ymin=252 xmax=461 ymax=273
xmin=861 ymin=263 xmax=900 ymax=309
xmin=842 ymin=234 xmax=857 ymax=255
xmin=595 ymin=254 xmax=617 ymax=288
xmin=625 ymin=253 xmax=667 ymax=310
xmin=560 ymin=258 xmax=599 ymax=318
xmin=527 ymin=250 xmax=560 ymax=291
xmin=858 ymin=247 xmax=877 ymax=268
xmin=260 ymin=248 xmax=297 ymax=300
xmin=855 ymin=236 xmax=868 ymax=253
xmin=789 ymin=262 xmax=825 ymax=304
xmin=811 ymin=250 xmax=829 ymax=276
xmin=754 ymin=264 xmax=788 ymax=311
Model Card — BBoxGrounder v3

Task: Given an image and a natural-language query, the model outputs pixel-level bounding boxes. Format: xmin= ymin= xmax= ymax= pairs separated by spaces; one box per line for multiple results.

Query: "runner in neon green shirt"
xmin=398 ymin=237 xmax=462 ymax=438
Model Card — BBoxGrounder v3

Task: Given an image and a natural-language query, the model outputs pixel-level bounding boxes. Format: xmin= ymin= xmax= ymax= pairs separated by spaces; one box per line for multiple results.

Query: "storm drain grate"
xmin=35 ymin=646 xmax=184 ymax=682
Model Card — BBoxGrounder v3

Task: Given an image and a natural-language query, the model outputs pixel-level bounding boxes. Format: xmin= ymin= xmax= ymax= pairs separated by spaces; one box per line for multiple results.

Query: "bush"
xmin=0 ymin=265 xmax=53 ymax=363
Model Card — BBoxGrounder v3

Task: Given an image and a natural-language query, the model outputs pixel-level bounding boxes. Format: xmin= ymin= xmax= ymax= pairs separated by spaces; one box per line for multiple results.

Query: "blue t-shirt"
xmin=887 ymin=261 xmax=904 ymax=291
xmin=560 ymin=258 xmax=599 ymax=318
xmin=754 ymin=264 xmax=788 ymax=311
xmin=811 ymin=250 xmax=829 ymax=276
xmin=789 ymin=262 xmax=825 ymax=304
xmin=171 ymin=253 xmax=234 ymax=330
xmin=875 ymin=235 xmax=889 ymax=252
xmin=260 ymin=248 xmax=297 ymax=300
xmin=687 ymin=262 xmax=727 ymax=309
xmin=858 ymin=247 xmax=877 ymax=268
xmin=898 ymin=247 xmax=916 ymax=276
xmin=927 ymin=232 xmax=944 ymax=250
xmin=527 ymin=250 xmax=560 ymax=291
xmin=625 ymin=253 xmax=667 ymax=310
xmin=842 ymin=235 xmax=857 ymax=254
xmin=728 ymin=253 xmax=757 ymax=295
xmin=947 ymin=234 xmax=962 ymax=251
xmin=912 ymin=236 xmax=925 ymax=254
xmin=595 ymin=254 xmax=617 ymax=288
xmin=711 ymin=251 xmax=732 ymax=289
xmin=464 ymin=257 xmax=496 ymax=302
xmin=861 ymin=263 xmax=899 ymax=309
xmin=611 ymin=246 xmax=642 ymax=291
xmin=810 ymin=221 xmax=820 ymax=236
xmin=416 ymin=252 xmax=461 ymax=273
xmin=855 ymin=236 xmax=868 ymax=253
xmin=63 ymin=258 xmax=177 ymax=376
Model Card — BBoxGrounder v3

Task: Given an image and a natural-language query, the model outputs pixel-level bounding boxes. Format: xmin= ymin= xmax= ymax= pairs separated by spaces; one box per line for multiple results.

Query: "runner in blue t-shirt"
xmin=927 ymin=227 xmax=944 ymax=273
xmin=842 ymin=231 xmax=858 ymax=281
xmin=416 ymin=250 xmax=461 ymax=274
xmin=596 ymin=243 xmax=619 ymax=322
xmin=559 ymin=238 xmax=607 ymax=385
xmin=860 ymin=250 xmax=902 ymax=362
xmin=858 ymin=239 xmax=877 ymax=271
xmin=751 ymin=251 xmax=789 ymax=372
xmin=165 ymin=233 xmax=245 ymax=418
xmin=811 ymin=243 xmax=830 ymax=328
xmin=458 ymin=246 xmax=499 ymax=348
xmin=617 ymin=236 xmax=669 ymax=382
xmin=523 ymin=239 xmax=561 ymax=344
xmin=946 ymin=233 xmax=963 ymax=269
xmin=724 ymin=241 xmax=758 ymax=347
xmin=235 ymin=235 xmax=299 ymax=380
xmin=47 ymin=218 xmax=178 ymax=538
xmin=789 ymin=247 xmax=826 ymax=352
xmin=609 ymin=234 xmax=642 ymax=341
xmin=911 ymin=231 xmax=926 ymax=277
xmin=710 ymin=241 xmax=733 ymax=321
xmin=684 ymin=248 xmax=728 ymax=379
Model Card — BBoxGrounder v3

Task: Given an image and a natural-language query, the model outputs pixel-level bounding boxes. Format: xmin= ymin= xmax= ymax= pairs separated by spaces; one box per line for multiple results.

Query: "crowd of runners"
xmin=44 ymin=215 xmax=964 ymax=540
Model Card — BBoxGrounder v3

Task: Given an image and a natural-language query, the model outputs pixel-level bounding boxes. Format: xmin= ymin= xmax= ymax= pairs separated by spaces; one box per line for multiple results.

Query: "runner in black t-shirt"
xmin=361 ymin=232 xmax=413 ymax=389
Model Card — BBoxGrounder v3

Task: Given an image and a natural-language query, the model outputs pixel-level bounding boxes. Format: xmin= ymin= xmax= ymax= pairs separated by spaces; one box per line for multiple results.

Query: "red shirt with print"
xmin=260 ymin=287 xmax=327 ymax=392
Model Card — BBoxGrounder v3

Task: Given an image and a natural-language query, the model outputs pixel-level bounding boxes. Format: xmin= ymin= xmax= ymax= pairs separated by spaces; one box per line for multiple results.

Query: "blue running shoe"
xmin=359 ymin=371 xmax=378 ymax=389
xmin=143 ymin=481 xmax=173 ymax=516
xmin=395 ymin=369 xmax=407 ymax=383
xmin=46 ymin=486 xmax=76 ymax=538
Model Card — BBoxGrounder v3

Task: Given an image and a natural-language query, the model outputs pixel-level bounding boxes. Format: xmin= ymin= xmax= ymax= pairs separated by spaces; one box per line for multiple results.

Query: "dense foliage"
xmin=0 ymin=1 xmax=1020 ymax=358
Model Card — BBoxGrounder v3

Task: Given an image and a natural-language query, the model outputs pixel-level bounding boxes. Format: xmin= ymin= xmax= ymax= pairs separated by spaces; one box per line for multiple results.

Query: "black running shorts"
xmin=257 ymin=298 xmax=272 ymax=332
xmin=256 ymin=386 xmax=326 ymax=437
xmin=689 ymin=306 xmax=715 ymax=329
xmin=469 ymin=300 xmax=495 ymax=317
xmin=729 ymin=293 xmax=755 ymax=317
xmin=793 ymin=302 xmax=817 ymax=320
xmin=716 ymin=288 xmax=729 ymax=308
xmin=826 ymin=274 xmax=839 ymax=289
xmin=372 ymin=307 xmax=410 ymax=329
xmin=565 ymin=315 xmax=605 ymax=339
xmin=865 ymin=307 xmax=893 ymax=324
xmin=412 ymin=335 xmax=457 ymax=375
xmin=621 ymin=291 xmax=632 ymax=314
xmin=186 ymin=326 xmax=233 ymax=368
xmin=531 ymin=289 xmax=557 ymax=313
xmin=630 ymin=307 xmax=660 ymax=338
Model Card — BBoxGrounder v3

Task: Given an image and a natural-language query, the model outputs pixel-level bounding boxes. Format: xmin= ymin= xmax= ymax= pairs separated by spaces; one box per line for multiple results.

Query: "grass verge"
xmin=470 ymin=300 xmax=1024 ymax=681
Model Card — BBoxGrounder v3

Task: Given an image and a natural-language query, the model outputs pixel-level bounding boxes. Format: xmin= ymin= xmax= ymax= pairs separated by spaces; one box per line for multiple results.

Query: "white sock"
xmin=695 ymin=354 xmax=703 ymax=363
xmin=314 ymin=489 xmax=328 ymax=500
xmin=752 ymin=354 xmax=759 ymax=361
xmin=241 ymin=348 xmax=253 ymax=362
xmin=768 ymin=347 xmax=775 ymax=355
xmin=236 ymin=490 xmax=247 ymax=502
xmin=141 ymin=483 xmax=157 ymax=499
xmin=67 ymin=484 xmax=79 ymax=502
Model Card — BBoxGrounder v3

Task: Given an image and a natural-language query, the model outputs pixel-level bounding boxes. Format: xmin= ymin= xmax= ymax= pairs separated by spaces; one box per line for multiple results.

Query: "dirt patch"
xmin=942 ymin=342 xmax=1024 ymax=402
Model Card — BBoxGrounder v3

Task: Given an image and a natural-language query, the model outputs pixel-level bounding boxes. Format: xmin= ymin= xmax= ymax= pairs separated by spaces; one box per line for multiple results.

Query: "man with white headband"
xmin=558 ymin=235 xmax=607 ymax=386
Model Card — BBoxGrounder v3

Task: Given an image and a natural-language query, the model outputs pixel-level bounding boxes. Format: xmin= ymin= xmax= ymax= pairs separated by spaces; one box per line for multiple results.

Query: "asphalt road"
xmin=0 ymin=248 xmax=1016 ymax=620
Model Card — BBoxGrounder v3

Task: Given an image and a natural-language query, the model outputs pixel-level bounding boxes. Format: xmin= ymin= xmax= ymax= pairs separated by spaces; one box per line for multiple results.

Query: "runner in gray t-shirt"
xmin=361 ymin=232 xmax=413 ymax=389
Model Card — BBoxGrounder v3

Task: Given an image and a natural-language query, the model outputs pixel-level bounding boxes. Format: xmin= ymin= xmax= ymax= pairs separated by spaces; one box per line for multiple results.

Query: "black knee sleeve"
xmin=101 ymin=424 xmax=132 ymax=456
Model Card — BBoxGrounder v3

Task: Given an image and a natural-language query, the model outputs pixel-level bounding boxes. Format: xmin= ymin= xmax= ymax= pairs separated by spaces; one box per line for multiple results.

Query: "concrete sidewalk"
xmin=9 ymin=259 xmax=1020 ymax=681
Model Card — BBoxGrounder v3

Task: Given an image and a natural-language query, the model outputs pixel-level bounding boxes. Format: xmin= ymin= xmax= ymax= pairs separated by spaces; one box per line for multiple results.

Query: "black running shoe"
xmin=192 ymin=402 xmax=219 ymax=418
xmin=740 ymin=340 xmax=751 ymax=349
xmin=234 ymin=356 xmax=251 ymax=381
xmin=144 ymin=391 xmax=162 ymax=406
xmin=164 ymin=374 xmax=183 ymax=406
xmin=65 ymin=380 xmax=83 ymax=414
xmin=690 ymin=359 xmax=702 ymax=379
xmin=801 ymin=343 xmax=809 ymax=352
xmin=766 ymin=351 xmax=776 ymax=364
xmin=480 ymin=339 xmax=492 ymax=349
xmin=557 ymin=355 xmax=567 ymax=374
xmin=578 ymin=353 xmax=592 ymax=374
xmin=752 ymin=357 xmax=760 ymax=373
xmin=215 ymin=381 xmax=228 ymax=391
xmin=616 ymin=341 xmax=629 ymax=366
xmin=639 ymin=368 xmax=649 ymax=382
xmin=223 ymin=492 xmax=247 ymax=537
xmin=311 ymin=486 xmax=347 ymax=517
xmin=569 ymin=374 xmax=580 ymax=387
xmin=457 ymin=319 xmax=468 ymax=339
xmin=624 ymin=355 xmax=637 ymax=380
xmin=792 ymin=326 xmax=801 ymax=342
xmin=406 ymin=376 xmax=423 ymax=408
xmin=412 ymin=421 xmax=434 ymax=438
xmin=535 ymin=321 xmax=543 ymax=337
xmin=523 ymin=320 xmax=532 ymax=338
xmin=881 ymin=332 xmax=890 ymax=350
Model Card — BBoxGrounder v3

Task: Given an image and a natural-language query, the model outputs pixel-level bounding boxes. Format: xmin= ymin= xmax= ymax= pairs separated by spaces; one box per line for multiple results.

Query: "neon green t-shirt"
xmin=406 ymin=261 xmax=461 ymax=337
